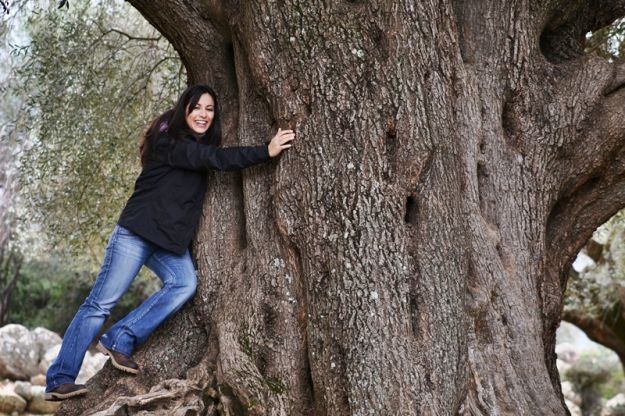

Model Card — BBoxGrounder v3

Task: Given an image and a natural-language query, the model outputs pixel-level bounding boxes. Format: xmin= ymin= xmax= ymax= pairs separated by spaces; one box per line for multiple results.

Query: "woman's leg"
xmin=99 ymin=248 xmax=197 ymax=356
xmin=45 ymin=225 xmax=154 ymax=392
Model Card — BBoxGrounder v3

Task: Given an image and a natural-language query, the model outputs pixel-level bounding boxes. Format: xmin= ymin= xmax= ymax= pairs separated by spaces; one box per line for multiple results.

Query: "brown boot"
xmin=96 ymin=341 xmax=139 ymax=374
xmin=44 ymin=383 xmax=88 ymax=401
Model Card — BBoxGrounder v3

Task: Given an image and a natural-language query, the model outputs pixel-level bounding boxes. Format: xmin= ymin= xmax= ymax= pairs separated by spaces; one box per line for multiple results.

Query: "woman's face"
xmin=186 ymin=93 xmax=215 ymax=136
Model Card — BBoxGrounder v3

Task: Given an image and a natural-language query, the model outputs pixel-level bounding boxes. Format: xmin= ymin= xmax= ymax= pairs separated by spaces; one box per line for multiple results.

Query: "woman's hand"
xmin=268 ymin=128 xmax=295 ymax=157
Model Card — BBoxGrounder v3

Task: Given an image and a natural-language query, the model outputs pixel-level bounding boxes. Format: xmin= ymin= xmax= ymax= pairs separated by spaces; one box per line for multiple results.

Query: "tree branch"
xmin=546 ymin=77 xmax=625 ymax=283
xmin=129 ymin=0 xmax=238 ymax=90
xmin=100 ymin=28 xmax=161 ymax=42
xmin=563 ymin=309 xmax=625 ymax=370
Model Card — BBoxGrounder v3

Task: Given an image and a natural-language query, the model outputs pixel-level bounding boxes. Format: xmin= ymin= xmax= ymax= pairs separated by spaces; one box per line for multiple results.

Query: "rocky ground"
xmin=559 ymin=322 xmax=625 ymax=416
xmin=0 ymin=324 xmax=105 ymax=415
xmin=0 ymin=321 xmax=622 ymax=415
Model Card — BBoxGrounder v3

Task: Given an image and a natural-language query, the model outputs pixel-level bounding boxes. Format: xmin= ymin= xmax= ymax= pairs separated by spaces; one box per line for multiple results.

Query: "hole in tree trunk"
xmin=405 ymin=195 xmax=417 ymax=224
xmin=234 ymin=172 xmax=248 ymax=249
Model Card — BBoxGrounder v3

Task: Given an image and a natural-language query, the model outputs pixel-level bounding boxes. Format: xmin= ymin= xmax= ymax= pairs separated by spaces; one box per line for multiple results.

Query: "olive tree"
xmin=43 ymin=1 xmax=625 ymax=415
xmin=12 ymin=0 xmax=182 ymax=260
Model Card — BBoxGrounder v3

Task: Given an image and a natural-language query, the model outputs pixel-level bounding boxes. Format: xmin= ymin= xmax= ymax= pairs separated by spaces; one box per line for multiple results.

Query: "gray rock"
xmin=76 ymin=351 xmax=107 ymax=384
xmin=31 ymin=328 xmax=61 ymax=361
xmin=0 ymin=324 xmax=39 ymax=380
xmin=0 ymin=382 xmax=27 ymax=413
xmin=26 ymin=385 xmax=60 ymax=414
xmin=566 ymin=399 xmax=582 ymax=416
xmin=561 ymin=381 xmax=581 ymax=406
xmin=602 ymin=393 xmax=625 ymax=416
xmin=29 ymin=375 xmax=46 ymax=387
xmin=38 ymin=344 xmax=107 ymax=384
xmin=557 ymin=358 xmax=571 ymax=375
xmin=556 ymin=342 xmax=579 ymax=364
xmin=13 ymin=380 xmax=34 ymax=400
xmin=37 ymin=345 xmax=60 ymax=375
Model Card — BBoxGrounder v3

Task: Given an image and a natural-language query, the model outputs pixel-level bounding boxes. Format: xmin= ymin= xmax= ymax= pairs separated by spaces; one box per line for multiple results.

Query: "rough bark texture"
xmin=58 ymin=0 xmax=625 ymax=415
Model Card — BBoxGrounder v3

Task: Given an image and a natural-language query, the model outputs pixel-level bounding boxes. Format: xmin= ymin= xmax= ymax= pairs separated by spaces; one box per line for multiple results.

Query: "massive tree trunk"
xmin=59 ymin=1 xmax=625 ymax=415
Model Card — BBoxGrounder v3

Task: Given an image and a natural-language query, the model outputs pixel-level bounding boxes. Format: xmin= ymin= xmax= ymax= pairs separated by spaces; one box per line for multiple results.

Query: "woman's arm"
xmin=153 ymin=129 xmax=295 ymax=171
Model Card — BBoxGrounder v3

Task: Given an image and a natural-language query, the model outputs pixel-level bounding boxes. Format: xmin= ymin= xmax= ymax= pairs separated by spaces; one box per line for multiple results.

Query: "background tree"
xmin=0 ymin=4 xmax=25 ymax=327
xmin=0 ymin=1 xmax=179 ymax=332
xmin=586 ymin=17 xmax=625 ymax=62
xmin=17 ymin=1 xmax=625 ymax=415
xmin=12 ymin=0 xmax=183 ymax=262
xmin=0 ymin=235 xmax=22 ymax=326
xmin=0 ymin=153 xmax=23 ymax=326
xmin=564 ymin=211 xmax=625 ymax=372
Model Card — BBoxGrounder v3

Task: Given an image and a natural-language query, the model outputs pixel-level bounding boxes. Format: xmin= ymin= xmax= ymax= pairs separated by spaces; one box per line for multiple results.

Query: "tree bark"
xmin=0 ymin=243 xmax=21 ymax=326
xmin=58 ymin=1 xmax=625 ymax=415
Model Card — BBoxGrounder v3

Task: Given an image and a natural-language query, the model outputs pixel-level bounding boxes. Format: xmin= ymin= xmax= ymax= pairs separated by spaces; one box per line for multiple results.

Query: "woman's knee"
xmin=79 ymin=297 xmax=113 ymax=319
xmin=183 ymin=275 xmax=198 ymax=298
xmin=171 ymin=273 xmax=197 ymax=301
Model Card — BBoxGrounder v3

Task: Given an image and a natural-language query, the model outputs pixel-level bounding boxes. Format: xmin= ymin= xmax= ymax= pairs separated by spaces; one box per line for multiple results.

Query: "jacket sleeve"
xmin=153 ymin=136 xmax=271 ymax=171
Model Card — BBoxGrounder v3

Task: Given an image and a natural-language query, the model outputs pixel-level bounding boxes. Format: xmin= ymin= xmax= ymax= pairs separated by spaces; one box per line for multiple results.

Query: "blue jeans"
xmin=45 ymin=225 xmax=197 ymax=392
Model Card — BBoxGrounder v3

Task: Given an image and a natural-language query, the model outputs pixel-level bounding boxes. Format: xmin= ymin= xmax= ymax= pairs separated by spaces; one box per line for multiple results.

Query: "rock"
xmin=37 ymin=345 xmax=60 ymax=375
xmin=13 ymin=381 xmax=34 ymax=400
xmin=602 ymin=393 xmax=625 ymax=416
xmin=29 ymin=375 xmax=46 ymax=386
xmin=561 ymin=381 xmax=581 ymax=406
xmin=0 ymin=382 xmax=27 ymax=413
xmin=556 ymin=342 xmax=579 ymax=364
xmin=557 ymin=358 xmax=571 ymax=374
xmin=27 ymin=385 xmax=60 ymax=414
xmin=31 ymin=328 xmax=61 ymax=361
xmin=76 ymin=350 xmax=107 ymax=384
xmin=566 ymin=399 xmax=582 ymax=416
xmin=38 ymin=344 xmax=107 ymax=384
xmin=0 ymin=324 xmax=39 ymax=379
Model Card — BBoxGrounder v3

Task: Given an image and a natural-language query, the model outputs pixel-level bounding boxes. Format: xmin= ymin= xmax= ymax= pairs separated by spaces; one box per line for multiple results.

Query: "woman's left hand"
xmin=268 ymin=128 xmax=296 ymax=157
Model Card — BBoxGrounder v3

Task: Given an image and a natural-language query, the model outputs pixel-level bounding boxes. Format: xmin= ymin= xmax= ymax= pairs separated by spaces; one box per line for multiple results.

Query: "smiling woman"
xmin=43 ymin=84 xmax=295 ymax=401
xmin=186 ymin=93 xmax=214 ymax=136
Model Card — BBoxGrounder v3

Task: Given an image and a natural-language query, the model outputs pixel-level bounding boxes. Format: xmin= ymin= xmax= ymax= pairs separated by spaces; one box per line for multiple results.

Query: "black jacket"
xmin=117 ymin=132 xmax=270 ymax=254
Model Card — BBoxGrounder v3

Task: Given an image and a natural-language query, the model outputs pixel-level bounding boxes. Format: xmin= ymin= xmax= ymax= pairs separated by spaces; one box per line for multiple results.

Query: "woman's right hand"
xmin=268 ymin=128 xmax=296 ymax=157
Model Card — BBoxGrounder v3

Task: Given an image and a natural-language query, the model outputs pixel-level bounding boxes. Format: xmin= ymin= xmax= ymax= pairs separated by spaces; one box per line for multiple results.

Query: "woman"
xmin=45 ymin=84 xmax=295 ymax=401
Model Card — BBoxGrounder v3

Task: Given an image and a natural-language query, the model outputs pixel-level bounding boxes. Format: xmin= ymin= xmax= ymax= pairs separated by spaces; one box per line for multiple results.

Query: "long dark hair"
xmin=140 ymin=84 xmax=223 ymax=166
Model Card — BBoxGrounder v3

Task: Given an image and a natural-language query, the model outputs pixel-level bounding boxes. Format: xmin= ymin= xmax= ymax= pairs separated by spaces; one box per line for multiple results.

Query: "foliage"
xmin=562 ymin=350 xmax=623 ymax=415
xmin=563 ymin=351 xmax=614 ymax=390
xmin=7 ymin=253 xmax=160 ymax=334
xmin=587 ymin=17 xmax=625 ymax=62
xmin=0 ymin=0 xmax=182 ymax=336
xmin=0 ymin=236 xmax=22 ymax=325
xmin=597 ymin=368 xmax=625 ymax=403
xmin=565 ymin=211 xmax=625 ymax=319
xmin=10 ymin=0 xmax=182 ymax=264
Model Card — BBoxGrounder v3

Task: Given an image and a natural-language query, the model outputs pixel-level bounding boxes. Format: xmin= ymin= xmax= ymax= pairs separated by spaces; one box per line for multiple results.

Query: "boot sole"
xmin=96 ymin=342 xmax=139 ymax=374
xmin=44 ymin=387 xmax=88 ymax=401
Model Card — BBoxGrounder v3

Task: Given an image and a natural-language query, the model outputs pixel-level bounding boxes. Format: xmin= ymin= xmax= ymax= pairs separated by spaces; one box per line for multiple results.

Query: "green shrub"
xmin=7 ymin=255 xmax=159 ymax=335
xmin=564 ymin=353 xmax=613 ymax=389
